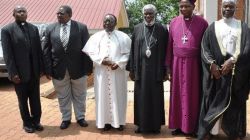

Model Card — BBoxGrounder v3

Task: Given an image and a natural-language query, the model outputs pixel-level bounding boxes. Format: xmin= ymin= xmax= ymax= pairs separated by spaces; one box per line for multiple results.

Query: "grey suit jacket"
xmin=43 ymin=20 xmax=93 ymax=80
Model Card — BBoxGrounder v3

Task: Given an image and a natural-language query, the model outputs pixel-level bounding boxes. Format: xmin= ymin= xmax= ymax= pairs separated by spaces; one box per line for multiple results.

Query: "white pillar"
xmin=203 ymin=0 xmax=218 ymax=24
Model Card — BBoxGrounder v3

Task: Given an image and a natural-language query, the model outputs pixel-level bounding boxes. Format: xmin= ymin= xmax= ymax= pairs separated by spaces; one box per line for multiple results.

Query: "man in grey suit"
xmin=1 ymin=5 xmax=44 ymax=133
xmin=43 ymin=5 xmax=93 ymax=129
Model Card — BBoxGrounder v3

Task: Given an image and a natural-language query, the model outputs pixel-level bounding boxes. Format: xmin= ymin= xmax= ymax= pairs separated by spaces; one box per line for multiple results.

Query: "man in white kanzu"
xmin=198 ymin=0 xmax=250 ymax=140
xmin=82 ymin=14 xmax=131 ymax=131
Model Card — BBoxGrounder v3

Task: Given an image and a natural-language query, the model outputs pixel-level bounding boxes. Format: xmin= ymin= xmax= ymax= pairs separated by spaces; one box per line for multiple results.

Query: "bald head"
xmin=13 ymin=5 xmax=26 ymax=15
xmin=13 ymin=5 xmax=27 ymax=23
xmin=103 ymin=14 xmax=117 ymax=32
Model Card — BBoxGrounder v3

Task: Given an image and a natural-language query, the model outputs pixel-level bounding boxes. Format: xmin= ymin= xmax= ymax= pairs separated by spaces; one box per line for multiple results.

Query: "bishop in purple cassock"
xmin=166 ymin=0 xmax=208 ymax=135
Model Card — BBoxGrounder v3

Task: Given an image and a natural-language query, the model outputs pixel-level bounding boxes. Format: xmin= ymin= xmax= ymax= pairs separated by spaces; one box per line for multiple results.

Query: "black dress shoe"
xmin=60 ymin=120 xmax=71 ymax=129
xmin=103 ymin=124 xmax=111 ymax=131
xmin=135 ymin=127 xmax=141 ymax=133
xmin=117 ymin=125 xmax=124 ymax=131
xmin=171 ymin=129 xmax=184 ymax=135
xmin=203 ymin=133 xmax=213 ymax=140
xmin=33 ymin=123 xmax=44 ymax=131
xmin=23 ymin=125 xmax=35 ymax=133
xmin=152 ymin=129 xmax=160 ymax=134
xmin=77 ymin=119 xmax=88 ymax=127
xmin=186 ymin=132 xmax=197 ymax=138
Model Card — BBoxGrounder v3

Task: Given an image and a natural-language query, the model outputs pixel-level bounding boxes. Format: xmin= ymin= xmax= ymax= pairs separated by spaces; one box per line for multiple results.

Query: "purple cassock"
xmin=166 ymin=15 xmax=208 ymax=133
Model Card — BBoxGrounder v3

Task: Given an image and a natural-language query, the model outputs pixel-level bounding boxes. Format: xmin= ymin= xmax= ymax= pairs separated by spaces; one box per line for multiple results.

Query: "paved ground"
xmin=0 ymin=78 xmax=249 ymax=140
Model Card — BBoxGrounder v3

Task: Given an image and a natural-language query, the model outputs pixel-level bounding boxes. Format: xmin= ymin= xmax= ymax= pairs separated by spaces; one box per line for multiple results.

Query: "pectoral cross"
xmin=181 ymin=34 xmax=188 ymax=44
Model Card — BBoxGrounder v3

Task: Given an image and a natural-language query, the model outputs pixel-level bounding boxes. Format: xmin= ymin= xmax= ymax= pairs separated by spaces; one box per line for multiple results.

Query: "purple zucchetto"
xmin=180 ymin=0 xmax=196 ymax=5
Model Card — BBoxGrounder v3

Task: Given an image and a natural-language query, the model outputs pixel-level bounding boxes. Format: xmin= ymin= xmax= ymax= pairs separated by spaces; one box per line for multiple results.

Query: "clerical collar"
xmin=145 ymin=24 xmax=155 ymax=29
xmin=16 ymin=21 xmax=27 ymax=26
xmin=183 ymin=14 xmax=194 ymax=21
xmin=105 ymin=30 xmax=115 ymax=36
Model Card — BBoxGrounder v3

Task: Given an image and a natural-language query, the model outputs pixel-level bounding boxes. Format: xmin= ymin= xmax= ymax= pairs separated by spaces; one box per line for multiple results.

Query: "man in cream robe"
xmin=198 ymin=0 xmax=250 ymax=139
xmin=82 ymin=14 xmax=131 ymax=131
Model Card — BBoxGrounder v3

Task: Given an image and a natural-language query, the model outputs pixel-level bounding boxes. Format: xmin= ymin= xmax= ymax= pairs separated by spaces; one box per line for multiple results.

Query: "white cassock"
xmin=82 ymin=30 xmax=131 ymax=128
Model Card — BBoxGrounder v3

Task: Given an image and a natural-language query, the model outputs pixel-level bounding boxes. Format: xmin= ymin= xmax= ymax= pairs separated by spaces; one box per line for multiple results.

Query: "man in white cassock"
xmin=82 ymin=14 xmax=131 ymax=131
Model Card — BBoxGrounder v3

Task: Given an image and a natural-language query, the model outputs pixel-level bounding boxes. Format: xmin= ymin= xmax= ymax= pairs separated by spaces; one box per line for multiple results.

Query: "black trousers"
xmin=14 ymin=78 xmax=42 ymax=127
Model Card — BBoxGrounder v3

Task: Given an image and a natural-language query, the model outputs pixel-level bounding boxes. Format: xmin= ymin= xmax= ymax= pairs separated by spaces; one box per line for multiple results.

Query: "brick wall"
xmin=218 ymin=0 xmax=245 ymax=20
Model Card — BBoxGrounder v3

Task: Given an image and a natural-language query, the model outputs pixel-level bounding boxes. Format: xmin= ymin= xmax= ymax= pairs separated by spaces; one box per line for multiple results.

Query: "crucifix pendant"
xmin=182 ymin=34 xmax=188 ymax=44
xmin=145 ymin=47 xmax=151 ymax=58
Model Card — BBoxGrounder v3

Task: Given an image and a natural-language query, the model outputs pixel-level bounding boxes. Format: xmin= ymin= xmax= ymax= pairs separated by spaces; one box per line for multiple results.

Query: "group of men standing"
xmin=166 ymin=0 xmax=250 ymax=140
xmin=1 ymin=0 xmax=249 ymax=140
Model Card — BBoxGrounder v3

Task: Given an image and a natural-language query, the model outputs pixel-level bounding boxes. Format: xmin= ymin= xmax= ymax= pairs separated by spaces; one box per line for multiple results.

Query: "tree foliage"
xmin=124 ymin=0 xmax=179 ymax=33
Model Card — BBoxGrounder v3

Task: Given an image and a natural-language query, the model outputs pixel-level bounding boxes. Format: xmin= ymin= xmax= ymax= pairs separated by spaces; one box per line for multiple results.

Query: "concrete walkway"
xmin=0 ymin=78 xmax=249 ymax=140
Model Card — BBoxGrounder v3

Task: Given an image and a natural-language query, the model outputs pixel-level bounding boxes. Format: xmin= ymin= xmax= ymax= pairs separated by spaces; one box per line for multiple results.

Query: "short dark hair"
xmin=60 ymin=5 xmax=72 ymax=17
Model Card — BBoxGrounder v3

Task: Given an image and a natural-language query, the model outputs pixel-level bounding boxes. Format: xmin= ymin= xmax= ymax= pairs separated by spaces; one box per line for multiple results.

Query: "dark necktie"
xmin=20 ymin=24 xmax=31 ymax=48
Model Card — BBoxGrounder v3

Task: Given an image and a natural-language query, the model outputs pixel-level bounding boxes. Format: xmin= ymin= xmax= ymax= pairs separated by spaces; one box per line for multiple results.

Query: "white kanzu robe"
xmin=83 ymin=30 xmax=131 ymax=128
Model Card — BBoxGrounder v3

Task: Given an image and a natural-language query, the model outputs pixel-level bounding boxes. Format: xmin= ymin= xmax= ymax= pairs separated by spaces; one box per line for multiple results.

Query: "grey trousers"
xmin=52 ymin=71 xmax=87 ymax=121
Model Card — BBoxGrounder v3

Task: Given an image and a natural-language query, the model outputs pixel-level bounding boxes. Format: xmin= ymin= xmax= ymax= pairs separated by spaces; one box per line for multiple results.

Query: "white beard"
xmin=144 ymin=18 xmax=155 ymax=26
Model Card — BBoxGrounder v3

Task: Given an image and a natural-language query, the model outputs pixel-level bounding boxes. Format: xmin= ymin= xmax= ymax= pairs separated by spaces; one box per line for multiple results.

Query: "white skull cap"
xmin=222 ymin=0 xmax=237 ymax=3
